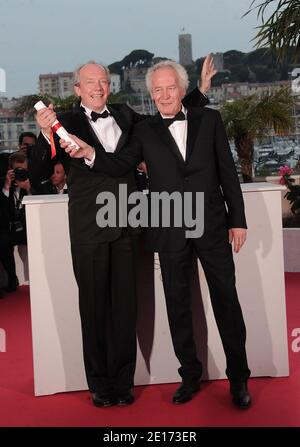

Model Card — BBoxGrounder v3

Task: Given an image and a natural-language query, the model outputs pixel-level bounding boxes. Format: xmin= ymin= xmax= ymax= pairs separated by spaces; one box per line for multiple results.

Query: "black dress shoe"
xmin=116 ymin=391 xmax=135 ymax=406
xmin=230 ymin=381 xmax=252 ymax=409
xmin=173 ymin=382 xmax=200 ymax=404
xmin=92 ymin=392 xmax=117 ymax=408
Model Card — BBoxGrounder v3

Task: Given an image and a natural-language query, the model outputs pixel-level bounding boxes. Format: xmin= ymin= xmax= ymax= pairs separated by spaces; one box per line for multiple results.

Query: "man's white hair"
xmin=73 ymin=61 xmax=111 ymax=86
xmin=145 ymin=60 xmax=189 ymax=93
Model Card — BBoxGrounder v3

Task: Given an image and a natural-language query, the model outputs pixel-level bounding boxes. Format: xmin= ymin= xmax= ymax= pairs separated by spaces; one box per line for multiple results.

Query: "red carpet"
xmin=0 ymin=274 xmax=300 ymax=427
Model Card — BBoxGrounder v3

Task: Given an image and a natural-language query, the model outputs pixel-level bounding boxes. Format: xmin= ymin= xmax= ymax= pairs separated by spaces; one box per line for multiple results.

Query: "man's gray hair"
xmin=145 ymin=60 xmax=189 ymax=93
xmin=73 ymin=61 xmax=111 ymax=86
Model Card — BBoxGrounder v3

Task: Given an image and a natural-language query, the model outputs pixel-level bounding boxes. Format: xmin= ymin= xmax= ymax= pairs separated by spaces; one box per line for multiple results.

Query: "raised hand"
xmin=199 ymin=53 xmax=217 ymax=94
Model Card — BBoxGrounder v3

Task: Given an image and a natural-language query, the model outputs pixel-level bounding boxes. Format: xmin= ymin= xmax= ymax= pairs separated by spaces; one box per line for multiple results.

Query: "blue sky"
xmin=0 ymin=0 xmax=268 ymax=97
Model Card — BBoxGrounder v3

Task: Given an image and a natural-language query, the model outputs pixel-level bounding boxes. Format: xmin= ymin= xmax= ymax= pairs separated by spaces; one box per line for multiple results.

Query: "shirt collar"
xmin=160 ymin=105 xmax=187 ymax=120
xmin=80 ymin=102 xmax=109 ymax=120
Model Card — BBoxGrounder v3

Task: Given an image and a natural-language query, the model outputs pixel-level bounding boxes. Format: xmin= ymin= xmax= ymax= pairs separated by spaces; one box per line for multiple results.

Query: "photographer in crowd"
xmin=0 ymin=134 xmax=37 ymax=296
xmin=0 ymin=133 xmax=37 ymax=185
xmin=2 ymin=152 xmax=31 ymax=247
xmin=0 ymin=152 xmax=32 ymax=294
xmin=18 ymin=132 xmax=37 ymax=158
xmin=31 ymin=160 xmax=68 ymax=195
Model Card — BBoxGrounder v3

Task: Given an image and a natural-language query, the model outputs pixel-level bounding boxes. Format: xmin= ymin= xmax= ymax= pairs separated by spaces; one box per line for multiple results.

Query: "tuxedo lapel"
xmin=71 ymin=107 xmax=103 ymax=148
xmin=149 ymin=114 xmax=185 ymax=167
xmin=185 ymin=108 xmax=204 ymax=163
xmin=72 ymin=105 xmax=131 ymax=153
xmin=107 ymin=106 xmax=131 ymax=152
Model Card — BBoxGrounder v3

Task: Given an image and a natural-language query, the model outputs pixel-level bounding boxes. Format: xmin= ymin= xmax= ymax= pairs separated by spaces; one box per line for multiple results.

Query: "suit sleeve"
xmin=214 ymin=111 xmax=247 ymax=229
xmin=182 ymin=88 xmax=209 ymax=108
xmin=28 ymin=127 xmax=71 ymax=192
xmin=92 ymin=133 xmax=143 ymax=177
xmin=28 ymin=133 xmax=54 ymax=190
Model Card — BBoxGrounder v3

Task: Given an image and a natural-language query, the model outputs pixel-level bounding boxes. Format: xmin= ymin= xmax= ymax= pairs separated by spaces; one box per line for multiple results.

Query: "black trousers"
xmin=159 ymin=240 xmax=251 ymax=384
xmin=71 ymin=230 xmax=138 ymax=395
xmin=0 ymin=229 xmax=16 ymax=286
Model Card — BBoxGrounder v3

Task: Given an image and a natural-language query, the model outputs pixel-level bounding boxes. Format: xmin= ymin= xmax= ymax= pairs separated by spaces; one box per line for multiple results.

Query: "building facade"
xmin=211 ymin=52 xmax=225 ymax=72
xmin=40 ymin=71 xmax=121 ymax=97
xmin=179 ymin=33 xmax=193 ymax=66
xmin=39 ymin=72 xmax=74 ymax=98
xmin=0 ymin=109 xmax=38 ymax=150
xmin=110 ymin=73 xmax=121 ymax=94
xmin=207 ymin=80 xmax=291 ymax=104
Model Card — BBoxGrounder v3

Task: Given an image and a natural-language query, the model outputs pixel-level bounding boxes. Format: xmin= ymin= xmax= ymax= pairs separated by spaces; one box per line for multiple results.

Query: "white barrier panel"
xmin=14 ymin=245 xmax=29 ymax=285
xmin=23 ymin=182 xmax=289 ymax=396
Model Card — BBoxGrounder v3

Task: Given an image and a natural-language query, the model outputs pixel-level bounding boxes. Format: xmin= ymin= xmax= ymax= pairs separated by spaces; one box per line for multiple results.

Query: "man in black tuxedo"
xmin=30 ymin=58 xmax=215 ymax=407
xmin=32 ymin=161 xmax=67 ymax=195
xmin=64 ymin=60 xmax=251 ymax=409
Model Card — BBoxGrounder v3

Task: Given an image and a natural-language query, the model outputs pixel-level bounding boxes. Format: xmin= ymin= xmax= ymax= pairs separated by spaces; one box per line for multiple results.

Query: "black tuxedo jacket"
xmin=1 ymin=187 xmax=28 ymax=245
xmin=0 ymin=190 xmax=10 ymax=231
xmin=29 ymin=90 xmax=208 ymax=245
xmin=5 ymin=187 xmax=27 ymax=220
xmin=92 ymin=106 xmax=247 ymax=252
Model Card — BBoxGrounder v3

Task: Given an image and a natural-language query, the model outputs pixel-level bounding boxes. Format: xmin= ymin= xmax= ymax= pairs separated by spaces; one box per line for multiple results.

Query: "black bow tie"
xmin=90 ymin=110 xmax=110 ymax=122
xmin=163 ymin=111 xmax=186 ymax=127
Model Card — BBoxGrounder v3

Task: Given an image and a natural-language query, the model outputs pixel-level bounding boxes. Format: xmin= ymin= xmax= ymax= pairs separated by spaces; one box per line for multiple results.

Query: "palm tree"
xmin=244 ymin=0 xmax=300 ymax=62
xmin=14 ymin=94 xmax=78 ymax=116
xmin=221 ymin=88 xmax=294 ymax=182
xmin=14 ymin=92 xmax=137 ymax=116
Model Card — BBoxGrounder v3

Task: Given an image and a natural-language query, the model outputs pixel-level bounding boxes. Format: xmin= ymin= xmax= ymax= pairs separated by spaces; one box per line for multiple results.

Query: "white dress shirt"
xmin=161 ymin=106 xmax=188 ymax=160
xmin=81 ymin=103 xmax=122 ymax=167
xmin=56 ymin=184 xmax=68 ymax=194
xmin=81 ymin=103 xmax=122 ymax=153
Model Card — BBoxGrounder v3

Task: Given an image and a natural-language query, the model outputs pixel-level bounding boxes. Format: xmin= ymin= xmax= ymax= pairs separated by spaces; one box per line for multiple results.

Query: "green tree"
xmin=184 ymin=63 xmax=199 ymax=91
xmin=245 ymin=0 xmax=300 ymax=62
xmin=14 ymin=94 xmax=78 ymax=116
xmin=221 ymin=88 xmax=294 ymax=182
xmin=251 ymin=65 xmax=279 ymax=82
xmin=108 ymin=91 xmax=138 ymax=105
xmin=108 ymin=49 xmax=154 ymax=75
xmin=223 ymin=50 xmax=245 ymax=66
xmin=230 ymin=64 xmax=250 ymax=82
xmin=14 ymin=90 xmax=140 ymax=116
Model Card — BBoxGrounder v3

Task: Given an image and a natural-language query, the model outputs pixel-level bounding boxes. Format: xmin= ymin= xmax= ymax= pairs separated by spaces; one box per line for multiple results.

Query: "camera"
xmin=14 ymin=167 xmax=29 ymax=182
